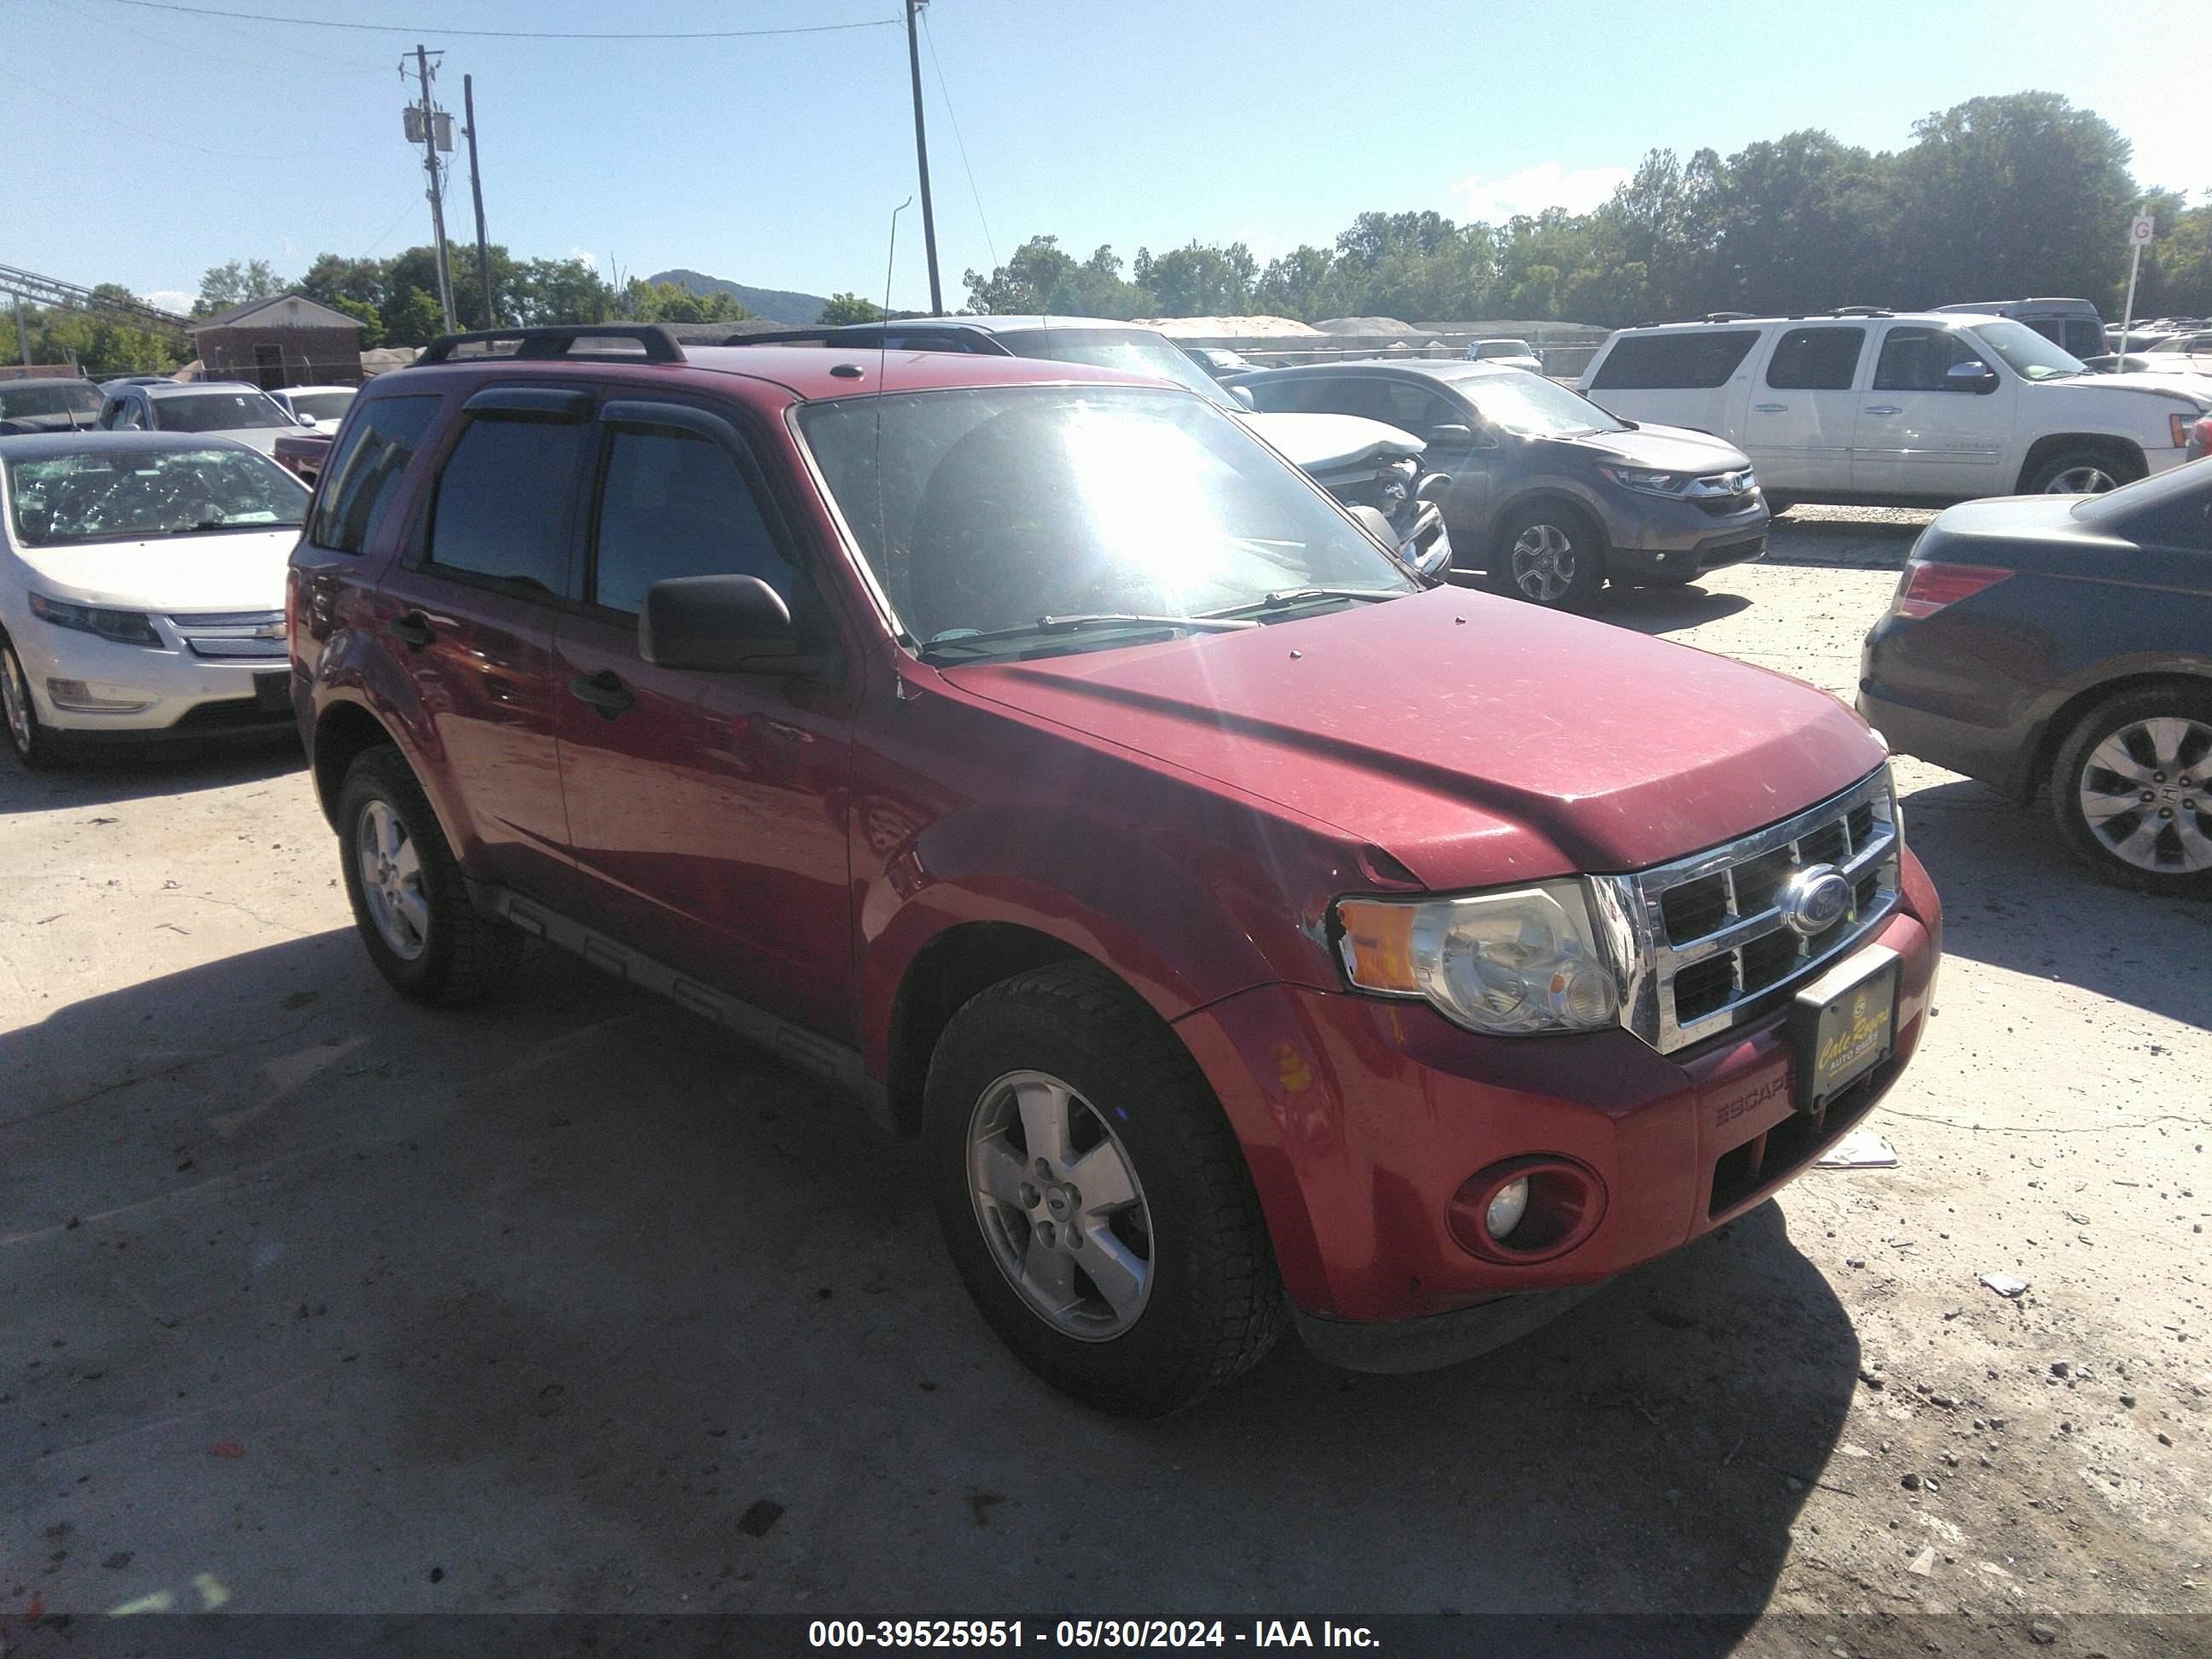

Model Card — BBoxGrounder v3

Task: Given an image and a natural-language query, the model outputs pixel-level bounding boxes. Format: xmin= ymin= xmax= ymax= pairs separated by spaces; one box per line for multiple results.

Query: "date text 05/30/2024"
xmin=808 ymin=1621 xmax=1378 ymax=1649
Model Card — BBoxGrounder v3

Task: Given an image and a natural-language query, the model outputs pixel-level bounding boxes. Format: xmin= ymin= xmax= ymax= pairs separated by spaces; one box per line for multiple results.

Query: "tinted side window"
xmin=425 ymin=415 xmax=585 ymax=597
xmin=1591 ymin=329 xmax=1761 ymax=390
xmin=590 ymin=428 xmax=800 ymax=615
xmin=1765 ymin=327 xmax=1865 ymax=390
xmin=310 ymin=394 xmax=439 ymax=554
xmin=1873 ymin=328 xmax=1980 ymax=392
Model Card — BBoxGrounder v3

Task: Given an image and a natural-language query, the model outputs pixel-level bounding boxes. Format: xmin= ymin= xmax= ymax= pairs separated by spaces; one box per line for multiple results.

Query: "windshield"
xmin=1967 ymin=319 xmax=2087 ymax=381
xmin=5 ymin=445 xmax=309 ymax=546
xmin=150 ymin=390 xmax=292 ymax=432
xmin=990 ymin=328 xmax=1243 ymax=411
xmin=797 ymin=385 xmax=1415 ymax=652
xmin=1475 ymin=341 xmax=1532 ymax=359
xmin=285 ymin=390 xmax=355 ymax=420
xmin=0 ymin=381 xmax=104 ymax=421
xmin=1446 ymin=368 xmax=1626 ymax=436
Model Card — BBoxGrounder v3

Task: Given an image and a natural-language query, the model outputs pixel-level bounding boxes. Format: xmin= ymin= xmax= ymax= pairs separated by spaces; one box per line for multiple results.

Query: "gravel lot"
xmin=3 ymin=508 xmax=2207 ymax=1650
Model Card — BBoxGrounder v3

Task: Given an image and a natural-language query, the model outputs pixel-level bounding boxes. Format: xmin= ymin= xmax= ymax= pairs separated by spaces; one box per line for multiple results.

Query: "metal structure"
xmin=903 ymin=0 xmax=942 ymax=315
xmin=406 ymin=44 xmax=457 ymax=334
xmin=464 ymin=75 xmax=495 ymax=329
xmin=0 ymin=263 xmax=189 ymax=340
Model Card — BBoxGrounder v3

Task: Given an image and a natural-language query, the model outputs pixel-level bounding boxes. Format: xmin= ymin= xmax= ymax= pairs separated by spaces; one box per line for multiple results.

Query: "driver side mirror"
xmin=1424 ymin=423 xmax=1477 ymax=447
xmin=1230 ymin=384 xmax=1255 ymax=410
xmin=640 ymin=573 xmax=799 ymax=672
xmin=297 ymin=412 xmax=319 ymax=427
xmin=1946 ymin=360 xmax=2000 ymax=393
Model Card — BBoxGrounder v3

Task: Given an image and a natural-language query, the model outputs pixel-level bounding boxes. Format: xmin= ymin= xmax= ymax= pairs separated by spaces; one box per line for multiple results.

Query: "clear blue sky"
xmin=4 ymin=0 xmax=2203 ymax=315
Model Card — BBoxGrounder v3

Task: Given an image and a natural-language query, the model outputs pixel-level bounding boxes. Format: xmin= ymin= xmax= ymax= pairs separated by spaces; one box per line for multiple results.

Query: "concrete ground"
xmin=3 ymin=509 xmax=2207 ymax=1650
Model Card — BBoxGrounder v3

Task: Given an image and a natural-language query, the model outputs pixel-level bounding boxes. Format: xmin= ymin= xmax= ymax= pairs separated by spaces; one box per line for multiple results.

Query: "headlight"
xmin=1333 ymin=880 xmax=1622 ymax=1036
xmin=1599 ymin=465 xmax=1681 ymax=497
xmin=28 ymin=593 xmax=162 ymax=647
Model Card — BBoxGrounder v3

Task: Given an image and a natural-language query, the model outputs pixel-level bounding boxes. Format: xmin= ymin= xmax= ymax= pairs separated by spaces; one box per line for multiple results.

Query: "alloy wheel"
xmin=2076 ymin=715 xmax=2212 ymax=875
xmin=2043 ymin=464 xmax=2119 ymax=494
xmin=966 ymin=1068 xmax=1154 ymax=1341
xmin=1 ymin=647 xmax=32 ymax=759
xmin=1511 ymin=523 xmax=1576 ymax=602
xmin=356 ymin=799 xmax=431 ymax=959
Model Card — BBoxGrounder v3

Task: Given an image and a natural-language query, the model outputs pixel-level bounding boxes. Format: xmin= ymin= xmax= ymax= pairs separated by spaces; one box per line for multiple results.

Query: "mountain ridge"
xmin=647 ymin=269 xmax=827 ymax=327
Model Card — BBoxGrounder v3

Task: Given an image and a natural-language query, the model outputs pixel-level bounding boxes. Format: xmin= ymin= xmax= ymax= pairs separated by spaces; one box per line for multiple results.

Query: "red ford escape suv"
xmin=288 ymin=325 xmax=1941 ymax=1417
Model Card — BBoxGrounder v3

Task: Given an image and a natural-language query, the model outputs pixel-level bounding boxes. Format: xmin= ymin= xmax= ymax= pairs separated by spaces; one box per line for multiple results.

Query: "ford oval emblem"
xmin=1777 ymin=864 xmax=1852 ymax=937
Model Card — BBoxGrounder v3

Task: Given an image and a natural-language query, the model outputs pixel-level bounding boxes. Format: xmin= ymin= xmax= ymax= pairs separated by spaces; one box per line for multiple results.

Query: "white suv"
xmin=1577 ymin=310 xmax=2212 ymax=506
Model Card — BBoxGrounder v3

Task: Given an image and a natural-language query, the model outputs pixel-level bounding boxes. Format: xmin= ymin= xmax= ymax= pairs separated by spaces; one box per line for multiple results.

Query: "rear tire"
xmin=2050 ymin=684 xmax=2212 ymax=898
xmin=1492 ymin=502 xmax=1606 ymax=609
xmin=1 ymin=634 xmax=66 ymax=771
xmin=337 ymin=745 xmax=525 ymax=1004
xmin=2023 ymin=447 xmax=2142 ymax=495
xmin=925 ymin=961 xmax=1286 ymax=1417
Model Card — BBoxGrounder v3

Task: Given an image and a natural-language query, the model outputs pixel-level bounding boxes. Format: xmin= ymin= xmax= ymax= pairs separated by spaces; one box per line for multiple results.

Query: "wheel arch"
xmin=882 ymin=920 xmax=1117 ymax=1137
xmin=311 ymin=698 xmax=401 ymax=829
xmin=2023 ymin=668 xmax=2212 ymax=804
xmin=1491 ymin=486 xmax=1610 ymax=557
xmin=2013 ymin=433 xmax=2146 ymax=495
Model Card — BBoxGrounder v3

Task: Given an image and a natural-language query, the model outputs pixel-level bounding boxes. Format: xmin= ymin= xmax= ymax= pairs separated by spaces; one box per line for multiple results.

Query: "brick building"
xmin=188 ymin=294 xmax=364 ymax=388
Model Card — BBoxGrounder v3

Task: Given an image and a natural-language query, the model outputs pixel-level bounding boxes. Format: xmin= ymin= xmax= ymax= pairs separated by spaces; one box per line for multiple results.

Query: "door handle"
xmin=569 ymin=669 xmax=635 ymax=719
xmin=387 ymin=611 xmax=434 ymax=649
xmin=1752 ymin=403 xmax=1788 ymax=412
xmin=1863 ymin=405 xmax=1901 ymax=416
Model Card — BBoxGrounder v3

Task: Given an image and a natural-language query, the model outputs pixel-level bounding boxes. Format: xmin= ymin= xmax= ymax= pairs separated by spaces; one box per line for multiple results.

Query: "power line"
xmin=0 ymin=63 xmax=331 ymax=160
xmin=90 ymin=0 xmax=900 ymax=41
xmin=40 ymin=0 xmax=387 ymax=76
xmin=920 ymin=9 xmax=996 ymax=273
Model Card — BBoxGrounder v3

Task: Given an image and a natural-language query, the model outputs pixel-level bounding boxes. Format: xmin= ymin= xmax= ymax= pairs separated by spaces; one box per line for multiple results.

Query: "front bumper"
xmin=10 ymin=615 xmax=296 ymax=741
xmin=1598 ymin=488 xmax=1770 ymax=583
xmin=1173 ymin=859 xmax=1939 ymax=1342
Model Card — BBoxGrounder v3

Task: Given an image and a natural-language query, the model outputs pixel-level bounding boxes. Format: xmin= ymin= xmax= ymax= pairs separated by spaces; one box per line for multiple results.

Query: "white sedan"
xmin=0 ymin=433 xmax=310 ymax=768
xmin=266 ymin=384 xmax=358 ymax=434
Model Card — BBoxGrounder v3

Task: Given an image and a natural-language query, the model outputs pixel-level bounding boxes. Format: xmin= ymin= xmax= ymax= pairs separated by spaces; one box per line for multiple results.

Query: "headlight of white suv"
xmin=1333 ymin=881 xmax=1622 ymax=1036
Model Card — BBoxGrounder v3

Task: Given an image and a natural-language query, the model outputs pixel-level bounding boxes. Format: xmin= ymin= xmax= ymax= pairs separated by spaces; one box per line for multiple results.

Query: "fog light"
xmin=46 ymin=678 xmax=154 ymax=713
xmin=1485 ymin=1177 xmax=1530 ymax=1241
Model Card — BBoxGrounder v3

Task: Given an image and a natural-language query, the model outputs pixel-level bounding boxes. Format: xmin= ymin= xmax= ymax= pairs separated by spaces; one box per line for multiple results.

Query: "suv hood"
xmin=1544 ymin=422 xmax=1752 ymax=474
xmin=2045 ymin=371 xmax=2212 ymax=410
xmin=16 ymin=527 xmax=300 ymax=614
xmin=941 ymin=586 xmax=1883 ymax=886
xmin=1244 ymin=410 xmax=1423 ymax=479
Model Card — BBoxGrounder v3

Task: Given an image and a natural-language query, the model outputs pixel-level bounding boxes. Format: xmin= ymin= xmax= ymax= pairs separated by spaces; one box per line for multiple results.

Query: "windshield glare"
xmin=798 ymin=386 xmax=1414 ymax=650
xmin=1447 ymin=369 xmax=1625 ymax=436
xmin=6 ymin=446 xmax=309 ymax=545
xmin=152 ymin=391 xmax=292 ymax=432
xmin=992 ymin=328 xmax=1243 ymax=411
xmin=1969 ymin=319 xmax=2087 ymax=381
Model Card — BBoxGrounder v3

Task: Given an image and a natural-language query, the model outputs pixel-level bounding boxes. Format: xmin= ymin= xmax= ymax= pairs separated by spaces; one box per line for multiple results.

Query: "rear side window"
xmin=2061 ymin=320 xmax=2103 ymax=357
xmin=1765 ymin=327 xmax=1865 ymax=390
xmin=590 ymin=427 xmax=800 ymax=615
xmin=310 ymin=394 xmax=439 ymax=553
xmin=424 ymin=415 xmax=586 ymax=597
xmin=1590 ymin=330 xmax=1761 ymax=391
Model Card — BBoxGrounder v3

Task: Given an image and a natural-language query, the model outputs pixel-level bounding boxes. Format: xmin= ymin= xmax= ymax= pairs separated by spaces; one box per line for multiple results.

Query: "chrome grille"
xmin=169 ymin=609 xmax=286 ymax=661
xmin=1593 ymin=768 xmax=1901 ymax=1055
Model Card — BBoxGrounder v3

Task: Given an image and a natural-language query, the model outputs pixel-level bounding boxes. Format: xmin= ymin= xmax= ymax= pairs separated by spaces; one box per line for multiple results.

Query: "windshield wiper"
xmin=1200 ymin=587 xmax=1406 ymax=620
xmin=919 ymin=612 xmax=1258 ymax=662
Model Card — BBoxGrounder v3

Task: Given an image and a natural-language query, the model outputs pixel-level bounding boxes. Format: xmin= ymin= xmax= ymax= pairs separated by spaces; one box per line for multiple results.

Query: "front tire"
xmin=1 ymin=634 xmax=65 ymax=771
xmin=1493 ymin=502 xmax=1606 ymax=608
xmin=2050 ymin=684 xmax=2212 ymax=898
xmin=925 ymin=961 xmax=1285 ymax=1417
xmin=2023 ymin=447 xmax=2142 ymax=495
xmin=337 ymin=746 xmax=524 ymax=1004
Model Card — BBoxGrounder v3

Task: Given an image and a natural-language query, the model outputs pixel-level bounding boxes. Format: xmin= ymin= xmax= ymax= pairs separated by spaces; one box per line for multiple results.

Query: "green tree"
xmin=329 ymin=295 xmax=386 ymax=350
xmin=1132 ymin=241 xmax=1256 ymax=316
xmin=195 ymin=258 xmax=283 ymax=316
xmin=621 ymin=278 xmax=748 ymax=323
xmin=380 ymin=286 xmax=445 ymax=348
xmin=820 ymin=292 xmax=885 ymax=325
xmin=514 ymin=257 xmax=613 ymax=325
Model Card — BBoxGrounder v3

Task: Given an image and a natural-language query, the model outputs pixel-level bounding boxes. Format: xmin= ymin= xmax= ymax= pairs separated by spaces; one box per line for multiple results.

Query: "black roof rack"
xmin=1828 ymin=306 xmax=1892 ymax=318
xmin=719 ymin=326 xmax=870 ymax=347
xmin=416 ymin=324 xmax=686 ymax=365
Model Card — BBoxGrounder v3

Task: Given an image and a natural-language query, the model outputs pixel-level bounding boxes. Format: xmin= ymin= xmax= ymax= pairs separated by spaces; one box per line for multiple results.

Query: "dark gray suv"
xmin=1229 ymin=359 xmax=1768 ymax=608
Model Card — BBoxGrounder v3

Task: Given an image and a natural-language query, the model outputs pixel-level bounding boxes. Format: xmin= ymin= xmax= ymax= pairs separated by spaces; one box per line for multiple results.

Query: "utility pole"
xmin=13 ymin=296 xmax=31 ymax=367
xmin=412 ymin=44 xmax=456 ymax=333
xmin=463 ymin=75 xmax=494 ymax=329
xmin=903 ymin=0 xmax=942 ymax=315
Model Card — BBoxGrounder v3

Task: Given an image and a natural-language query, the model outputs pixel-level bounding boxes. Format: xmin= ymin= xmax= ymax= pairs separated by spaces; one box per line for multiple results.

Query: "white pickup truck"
xmin=1577 ymin=310 xmax=2212 ymax=507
